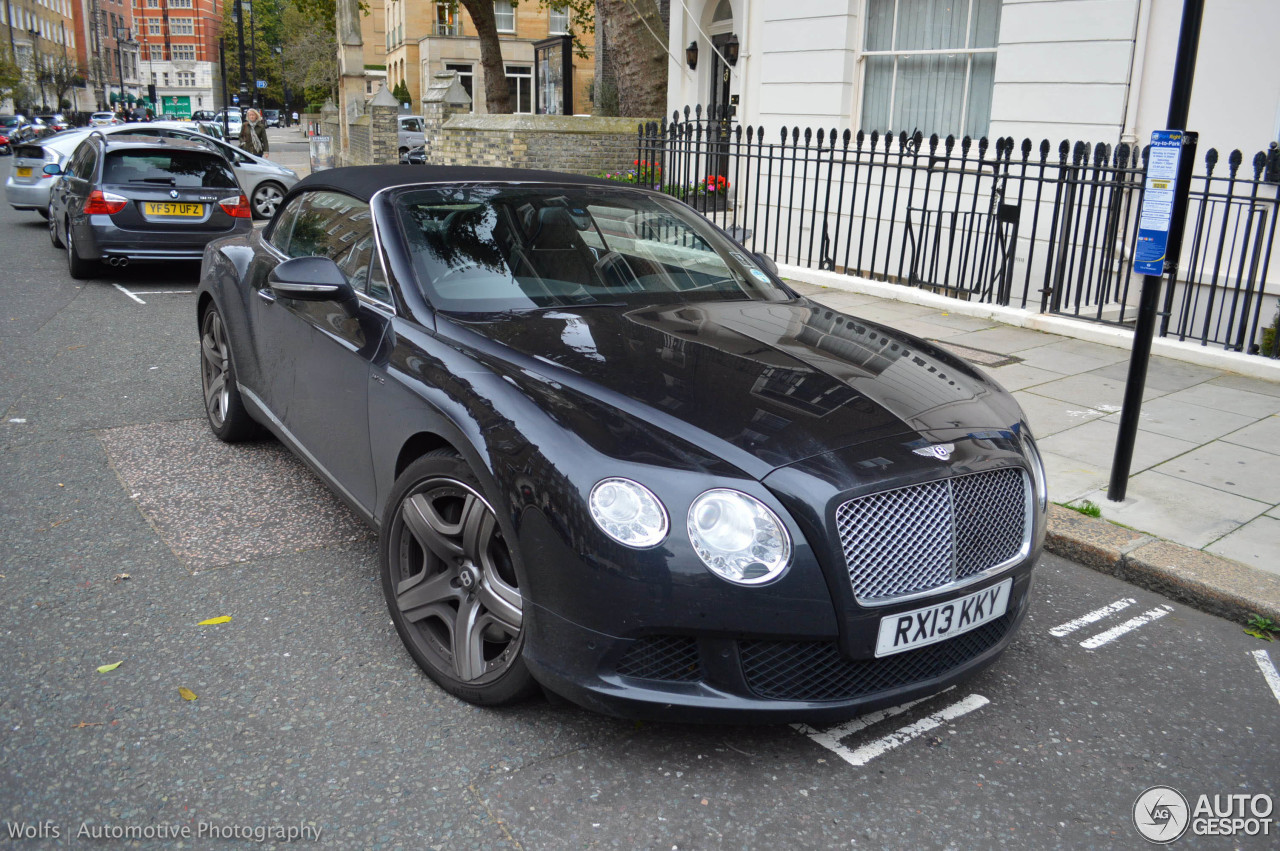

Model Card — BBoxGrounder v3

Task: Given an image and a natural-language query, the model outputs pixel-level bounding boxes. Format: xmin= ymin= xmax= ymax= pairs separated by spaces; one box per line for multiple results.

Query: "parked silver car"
xmin=5 ymin=122 xmax=299 ymax=219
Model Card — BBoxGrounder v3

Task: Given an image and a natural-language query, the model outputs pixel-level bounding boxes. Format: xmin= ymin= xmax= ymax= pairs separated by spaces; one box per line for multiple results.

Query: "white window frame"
xmin=444 ymin=61 xmax=474 ymax=112
xmin=494 ymin=0 xmax=514 ymax=33
xmin=549 ymin=4 xmax=568 ymax=35
xmin=859 ymin=0 xmax=999 ymax=140
xmin=170 ymin=17 xmax=194 ymax=35
xmin=505 ymin=63 xmax=531 ymax=113
xmin=172 ymin=44 xmax=195 ymax=61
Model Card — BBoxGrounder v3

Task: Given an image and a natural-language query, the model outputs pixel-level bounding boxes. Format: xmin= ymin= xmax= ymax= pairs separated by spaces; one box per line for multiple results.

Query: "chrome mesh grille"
xmin=954 ymin=468 xmax=1027 ymax=579
xmin=837 ymin=469 xmax=1028 ymax=602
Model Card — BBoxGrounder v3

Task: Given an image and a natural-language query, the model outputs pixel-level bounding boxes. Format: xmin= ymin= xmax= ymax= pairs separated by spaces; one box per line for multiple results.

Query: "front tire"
xmin=380 ymin=451 xmax=536 ymax=706
xmin=199 ymin=304 xmax=261 ymax=441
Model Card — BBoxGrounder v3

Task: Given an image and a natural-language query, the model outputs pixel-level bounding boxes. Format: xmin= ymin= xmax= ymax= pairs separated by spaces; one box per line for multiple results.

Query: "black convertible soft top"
xmin=288 ymin=164 xmax=622 ymax=204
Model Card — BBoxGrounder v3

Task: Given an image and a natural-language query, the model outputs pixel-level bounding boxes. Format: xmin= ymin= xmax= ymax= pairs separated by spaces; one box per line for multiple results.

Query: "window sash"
xmin=494 ymin=1 xmax=514 ymax=32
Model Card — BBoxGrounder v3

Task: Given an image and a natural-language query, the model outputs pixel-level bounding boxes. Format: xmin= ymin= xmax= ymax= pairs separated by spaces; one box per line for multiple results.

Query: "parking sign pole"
xmin=1108 ymin=0 xmax=1205 ymax=502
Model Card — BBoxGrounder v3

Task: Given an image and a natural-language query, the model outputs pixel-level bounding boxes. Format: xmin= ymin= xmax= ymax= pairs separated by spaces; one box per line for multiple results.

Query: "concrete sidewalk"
xmin=785 ymin=267 xmax=1280 ymax=625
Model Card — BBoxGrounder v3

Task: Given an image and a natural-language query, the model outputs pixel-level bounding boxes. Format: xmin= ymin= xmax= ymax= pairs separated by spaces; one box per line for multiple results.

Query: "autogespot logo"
xmin=1134 ymin=786 xmax=1190 ymax=844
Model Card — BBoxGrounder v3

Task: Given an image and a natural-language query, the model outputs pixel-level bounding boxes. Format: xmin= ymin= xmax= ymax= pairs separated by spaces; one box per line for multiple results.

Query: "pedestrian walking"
xmin=239 ymin=108 xmax=269 ymax=156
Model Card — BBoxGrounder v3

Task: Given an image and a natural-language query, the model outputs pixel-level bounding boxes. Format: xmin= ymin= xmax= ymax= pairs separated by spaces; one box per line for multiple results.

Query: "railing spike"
xmin=1253 ymin=150 xmax=1267 ymax=178
xmin=1228 ymin=149 xmax=1243 ymax=175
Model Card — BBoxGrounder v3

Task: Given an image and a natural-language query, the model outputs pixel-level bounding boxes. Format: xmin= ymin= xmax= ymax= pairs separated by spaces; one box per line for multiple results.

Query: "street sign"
xmin=1132 ymin=130 xmax=1186 ymax=277
xmin=256 ymin=80 xmax=267 ymax=88
xmin=232 ymin=94 xmax=240 ymax=104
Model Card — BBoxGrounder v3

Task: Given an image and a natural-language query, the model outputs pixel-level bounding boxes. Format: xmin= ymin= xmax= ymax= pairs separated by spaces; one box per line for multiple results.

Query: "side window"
xmin=266 ymin=194 xmax=305 ymax=255
xmin=285 ymin=191 xmax=370 ymax=260
xmin=334 ymin=234 xmax=372 ymax=293
xmin=73 ymin=145 xmax=98 ymax=180
xmin=367 ymin=258 xmax=391 ymax=303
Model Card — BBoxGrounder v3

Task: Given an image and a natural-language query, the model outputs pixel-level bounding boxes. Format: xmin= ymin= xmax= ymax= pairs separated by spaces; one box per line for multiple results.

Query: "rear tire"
xmin=199 ymin=303 xmax=261 ymax=442
xmin=380 ymin=451 xmax=537 ymax=707
xmin=48 ymin=206 xmax=62 ymax=248
xmin=65 ymin=219 xmax=96 ymax=280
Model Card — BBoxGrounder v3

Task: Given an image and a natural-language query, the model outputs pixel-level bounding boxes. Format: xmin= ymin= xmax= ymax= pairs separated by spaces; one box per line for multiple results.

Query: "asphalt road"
xmin=1 ymin=157 xmax=1278 ymax=850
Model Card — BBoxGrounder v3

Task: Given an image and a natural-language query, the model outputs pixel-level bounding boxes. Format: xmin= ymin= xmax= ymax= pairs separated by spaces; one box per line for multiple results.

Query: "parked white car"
xmin=397 ymin=115 xmax=425 ymax=159
xmin=5 ymin=122 xmax=299 ymax=219
xmin=89 ymin=112 xmax=122 ymax=127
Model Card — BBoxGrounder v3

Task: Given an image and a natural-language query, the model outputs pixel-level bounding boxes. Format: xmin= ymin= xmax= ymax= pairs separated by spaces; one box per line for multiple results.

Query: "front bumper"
xmin=523 ymin=567 xmax=1033 ymax=723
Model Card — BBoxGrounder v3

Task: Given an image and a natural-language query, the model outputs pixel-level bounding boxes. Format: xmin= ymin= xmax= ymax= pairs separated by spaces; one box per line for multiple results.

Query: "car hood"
xmin=450 ymin=298 xmax=1023 ymax=474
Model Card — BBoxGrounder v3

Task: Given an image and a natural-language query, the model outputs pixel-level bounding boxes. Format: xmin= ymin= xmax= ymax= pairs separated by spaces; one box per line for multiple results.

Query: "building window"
xmin=860 ymin=0 xmax=1000 ymax=140
xmin=444 ymin=62 xmax=473 ymax=110
xmin=434 ymin=3 xmax=460 ymax=36
xmin=494 ymin=1 xmax=514 ymax=33
xmin=177 ymin=71 xmax=195 ymax=86
xmin=148 ymin=45 xmax=162 ymax=61
xmin=169 ymin=0 xmax=192 ymax=7
xmin=162 ymin=72 xmax=169 ymax=86
xmin=549 ymin=4 xmax=568 ymax=34
xmin=148 ymin=20 xmax=160 ymax=35
xmin=170 ymin=18 xmax=193 ymax=35
xmin=505 ymin=64 xmax=531 ymax=113
xmin=173 ymin=44 xmax=195 ymax=60
xmin=146 ymin=0 xmax=157 ymax=6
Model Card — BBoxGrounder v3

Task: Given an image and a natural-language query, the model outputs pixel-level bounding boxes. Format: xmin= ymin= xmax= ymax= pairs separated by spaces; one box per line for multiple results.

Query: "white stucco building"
xmin=667 ymin=0 xmax=1280 ymax=156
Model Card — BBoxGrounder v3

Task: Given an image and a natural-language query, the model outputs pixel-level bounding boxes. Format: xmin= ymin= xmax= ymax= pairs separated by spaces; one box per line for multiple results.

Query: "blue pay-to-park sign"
xmin=1132 ymin=130 xmax=1186 ymax=277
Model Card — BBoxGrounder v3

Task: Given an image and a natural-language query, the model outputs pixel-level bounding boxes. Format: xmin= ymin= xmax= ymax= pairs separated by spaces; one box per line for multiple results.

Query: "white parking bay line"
xmin=1252 ymin=650 xmax=1280 ymax=706
xmin=1079 ymin=605 xmax=1174 ymax=649
xmin=112 ymin=284 xmax=146 ymax=304
xmin=793 ymin=692 xmax=988 ymax=768
xmin=131 ymin=290 xmax=194 ymax=295
xmin=1049 ymin=598 xmax=1138 ymax=637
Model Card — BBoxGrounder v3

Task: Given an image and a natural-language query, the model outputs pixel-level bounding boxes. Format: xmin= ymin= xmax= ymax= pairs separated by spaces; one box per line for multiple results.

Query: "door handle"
xmin=256 ymin=288 xmax=276 ymax=304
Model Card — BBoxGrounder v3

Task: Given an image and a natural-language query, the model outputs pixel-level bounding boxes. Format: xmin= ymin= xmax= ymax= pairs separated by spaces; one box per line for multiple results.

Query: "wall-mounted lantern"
xmin=686 ymin=41 xmax=698 ymax=71
xmin=725 ymin=34 xmax=739 ymax=67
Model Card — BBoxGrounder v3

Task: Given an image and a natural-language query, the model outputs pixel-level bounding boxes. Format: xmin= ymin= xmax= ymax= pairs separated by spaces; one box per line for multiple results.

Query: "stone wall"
xmin=348 ymin=115 xmax=372 ymax=166
xmin=431 ymin=114 xmax=649 ymax=176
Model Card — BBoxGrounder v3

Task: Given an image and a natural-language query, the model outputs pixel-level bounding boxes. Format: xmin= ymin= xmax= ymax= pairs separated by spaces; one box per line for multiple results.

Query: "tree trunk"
xmin=460 ymin=0 xmax=510 ymax=114
xmin=595 ymin=0 xmax=667 ymax=118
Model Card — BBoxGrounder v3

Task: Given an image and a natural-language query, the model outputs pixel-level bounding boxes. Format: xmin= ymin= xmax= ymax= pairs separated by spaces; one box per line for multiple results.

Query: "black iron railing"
xmin=636 ymin=106 xmax=1280 ymax=358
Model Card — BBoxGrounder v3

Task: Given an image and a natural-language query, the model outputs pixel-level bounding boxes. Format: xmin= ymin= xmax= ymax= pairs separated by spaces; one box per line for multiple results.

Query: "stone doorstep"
xmin=1044 ymin=504 xmax=1280 ymax=626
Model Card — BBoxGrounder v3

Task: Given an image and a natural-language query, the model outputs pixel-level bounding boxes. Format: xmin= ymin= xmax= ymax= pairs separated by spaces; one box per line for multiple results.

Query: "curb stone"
xmin=1045 ymin=505 xmax=1280 ymax=625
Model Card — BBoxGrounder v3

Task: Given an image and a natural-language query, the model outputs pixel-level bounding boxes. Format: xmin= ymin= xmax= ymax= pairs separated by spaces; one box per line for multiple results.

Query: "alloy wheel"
xmin=200 ymin=308 xmax=231 ymax=428
xmin=389 ymin=479 xmax=523 ymax=685
xmin=251 ymin=183 xmax=284 ymax=219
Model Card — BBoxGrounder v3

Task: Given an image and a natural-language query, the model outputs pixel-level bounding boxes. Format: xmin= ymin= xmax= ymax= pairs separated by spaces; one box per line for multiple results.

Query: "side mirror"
xmin=267 ymin=256 xmax=356 ymax=304
xmin=753 ymin=252 xmax=779 ymax=277
xmin=42 ymin=163 xmax=62 ymax=176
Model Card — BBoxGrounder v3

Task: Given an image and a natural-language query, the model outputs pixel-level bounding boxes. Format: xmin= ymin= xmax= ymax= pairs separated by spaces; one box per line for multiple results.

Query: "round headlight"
xmin=589 ymin=478 xmax=668 ymax=548
xmin=687 ymin=489 xmax=792 ymax=585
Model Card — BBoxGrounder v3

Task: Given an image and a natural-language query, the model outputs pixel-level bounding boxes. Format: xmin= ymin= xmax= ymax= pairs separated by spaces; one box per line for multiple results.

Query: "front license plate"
xmin=875 ymin=578 xmax=1012 ymax=658
xmin=144 ymin=202 xmax=203 ymax=217
xmin=15 ymin=166 xmax=31 ymax=177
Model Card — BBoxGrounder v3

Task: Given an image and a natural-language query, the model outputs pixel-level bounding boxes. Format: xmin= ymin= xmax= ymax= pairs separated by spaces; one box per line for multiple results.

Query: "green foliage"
xmin=1067 ymin=500 xmax=1103 ymax=518
xmin=392 ymin=79 xmax=412 ymax=105
xmin=0 ymin=44 xmax=24 ymax=106
xmin=1245 ymin=616 xmax=1278 ymax=641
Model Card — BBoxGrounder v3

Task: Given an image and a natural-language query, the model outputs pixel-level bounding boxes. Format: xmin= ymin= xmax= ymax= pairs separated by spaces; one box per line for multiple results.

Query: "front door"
xmin=706 ymin=34 xmax=734 ymax=185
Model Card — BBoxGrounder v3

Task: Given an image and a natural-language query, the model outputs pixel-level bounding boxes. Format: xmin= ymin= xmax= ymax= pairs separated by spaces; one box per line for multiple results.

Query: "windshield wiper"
xmin=132 ymin=177 xmax=177 ymax=185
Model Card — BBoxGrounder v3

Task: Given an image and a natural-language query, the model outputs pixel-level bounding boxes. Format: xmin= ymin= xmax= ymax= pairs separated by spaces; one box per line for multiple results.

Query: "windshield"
xmin=103 ymin=151 xmax=238 ymax=188
xmin=393 ymin=185 xmax=789 ymax=315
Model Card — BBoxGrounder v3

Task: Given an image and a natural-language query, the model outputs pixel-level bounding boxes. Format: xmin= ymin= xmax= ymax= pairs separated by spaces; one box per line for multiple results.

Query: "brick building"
xmin=132 ymin=0 xmax=222 ymax=117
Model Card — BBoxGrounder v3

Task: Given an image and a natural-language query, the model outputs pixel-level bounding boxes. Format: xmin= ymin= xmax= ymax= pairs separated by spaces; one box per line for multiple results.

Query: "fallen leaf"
xmin=178 ymin=687 xmax=198 ymax=701
xmin=97 ymin=661 xmax=122 ymax=673
xmin=71 ymin=721 xmax=104 ymax=728
xmin=197 ymin=615 xmax=232 ymax=625
xmin=113 ymin=573 xmax=131 ymax=582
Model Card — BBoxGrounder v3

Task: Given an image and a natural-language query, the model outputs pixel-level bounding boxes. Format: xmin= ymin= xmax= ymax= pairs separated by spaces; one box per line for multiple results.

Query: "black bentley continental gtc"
xmin=196 ymin=165 xmax=1047 ymax=722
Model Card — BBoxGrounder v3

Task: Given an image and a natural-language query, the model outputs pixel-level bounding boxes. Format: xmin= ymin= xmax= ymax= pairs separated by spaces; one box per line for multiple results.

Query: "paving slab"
xmin=1088 ymin=356 xmax=1224 ymax=393
xmin=1011 ymin=390 xmax=1108 ymax=436
xmin=1028 ymin=372 xmax=1166 ymax=410
xmin=1039 ymin=419 xmax=1196 ymax=474
xmin=1098 ymin=395 xmax=1258 ymax=443
xmin=1207 ymin=372 xmax=1280 ymax=398
xmin=1152 ymin=441 xmax=1280 ymax=504
xmin=1080 ymin=471 xmax=1269 ymax=550
xmin=946 ymin=325 xmax=1058 ymax=354
xmin=1219 ymin=413 xmax=1280 ymax=453
xmin=1014 ymin=338 xmax=1131 ymax=375
xmin=1038 ymin=450 xmax=1108 ymax=503
xmin=978 ymin=361 xmax=1061 ymax=392
xmin=1205 ymin=515 xmax=1280 ymax=576
xmin=1158 ymin=382 xmax=1280 ymax=418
